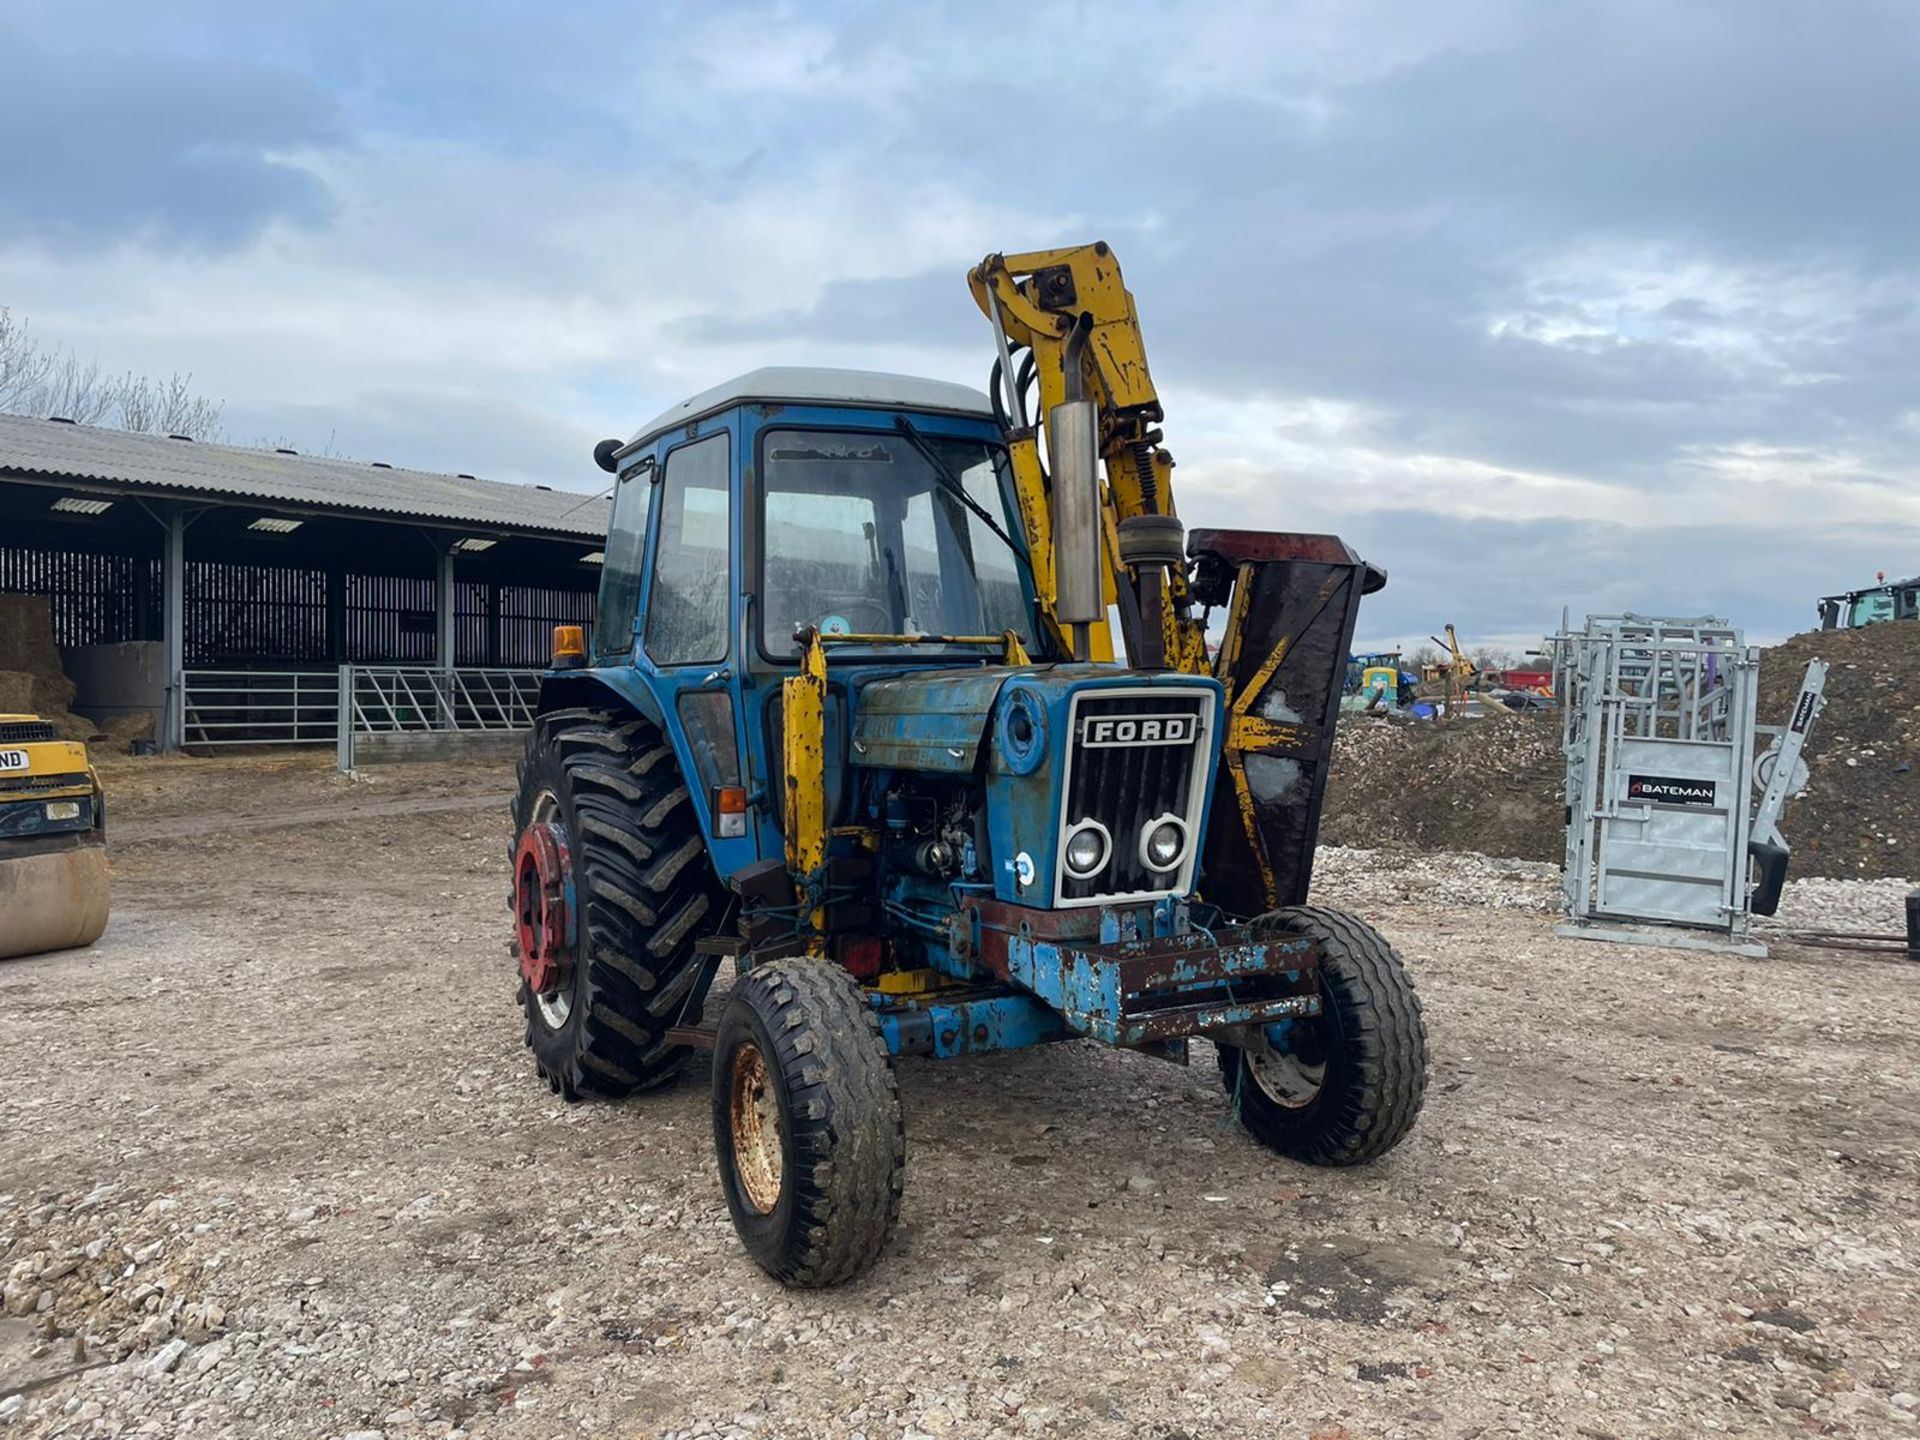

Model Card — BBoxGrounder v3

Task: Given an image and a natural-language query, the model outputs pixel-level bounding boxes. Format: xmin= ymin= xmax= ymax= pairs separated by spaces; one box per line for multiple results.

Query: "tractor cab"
xmin=565 ymin=367 xmax=1074 ymax=877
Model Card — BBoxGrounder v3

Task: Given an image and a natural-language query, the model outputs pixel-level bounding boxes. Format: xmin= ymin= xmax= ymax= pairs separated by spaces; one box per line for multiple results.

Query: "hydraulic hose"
xmin=988 ymin=350 xmax=1038 ymax=432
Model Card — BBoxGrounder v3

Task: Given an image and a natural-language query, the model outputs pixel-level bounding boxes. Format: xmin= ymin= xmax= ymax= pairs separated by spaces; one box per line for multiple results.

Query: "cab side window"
xmin=643 ymin=433 xmax=732 ymax=665
xmin=594 ymin=454 xmax=654 ymax=658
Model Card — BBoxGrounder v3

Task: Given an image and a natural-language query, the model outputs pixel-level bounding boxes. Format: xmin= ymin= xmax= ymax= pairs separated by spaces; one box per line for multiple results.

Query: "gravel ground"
xmin=3 ymin=756 xmax=1918 ymax=1439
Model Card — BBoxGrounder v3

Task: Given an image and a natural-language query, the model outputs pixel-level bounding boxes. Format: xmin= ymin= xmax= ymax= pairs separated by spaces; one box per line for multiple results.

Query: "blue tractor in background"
xmin=509 ymin=246 xmax=1428 ymax=1285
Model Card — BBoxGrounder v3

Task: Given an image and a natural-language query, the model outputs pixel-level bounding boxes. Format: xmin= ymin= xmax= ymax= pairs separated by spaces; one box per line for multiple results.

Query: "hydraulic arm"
xmin=969 ymin=245 xmax=1209 ymax=673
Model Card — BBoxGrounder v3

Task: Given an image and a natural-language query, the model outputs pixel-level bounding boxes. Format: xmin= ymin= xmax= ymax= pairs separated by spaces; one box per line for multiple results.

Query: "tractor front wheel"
xmin=1218 ymin=905 xmax=1428 ymax=1165
xmin=712 ymin=958 xmax=904 ymax=1287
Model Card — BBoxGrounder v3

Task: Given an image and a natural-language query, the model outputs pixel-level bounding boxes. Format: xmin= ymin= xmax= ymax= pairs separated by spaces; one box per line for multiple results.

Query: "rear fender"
xmin=534 ymin=667 xmax=759 ymax=885
xmin=536 ymin=668 xmax=667 ymax=732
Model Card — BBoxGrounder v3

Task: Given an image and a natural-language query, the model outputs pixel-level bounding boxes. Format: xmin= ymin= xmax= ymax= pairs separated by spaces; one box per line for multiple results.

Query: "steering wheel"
xmin=819 ymin=597 xmax=895 ymax=635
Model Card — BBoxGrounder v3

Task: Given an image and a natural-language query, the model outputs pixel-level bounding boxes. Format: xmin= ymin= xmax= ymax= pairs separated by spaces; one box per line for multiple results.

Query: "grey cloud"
xmin=671 ymin=269 xmax=989 ymax=354
xmin=1335 ymin=508 xmax=1919 ymax=650
xmin=0 ymin=24 xmax=341 ymax=254
xmin=721 ymin=4 xmax=1920 ymax=484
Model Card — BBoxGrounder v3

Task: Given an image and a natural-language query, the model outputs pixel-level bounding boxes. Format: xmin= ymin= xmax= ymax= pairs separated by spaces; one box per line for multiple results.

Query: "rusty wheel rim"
xmin=1246 ymin=1043 xmax=1326 ymax=1110
xmin=520 ymin=791 xmax=573 ymax=1029
xmin=728 ymin=1041 xmax=783 ymax=1215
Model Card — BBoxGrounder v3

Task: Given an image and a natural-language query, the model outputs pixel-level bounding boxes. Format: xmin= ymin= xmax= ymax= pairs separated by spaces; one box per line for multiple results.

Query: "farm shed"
xmin=0 ymin=414 xmax=608 ymax=750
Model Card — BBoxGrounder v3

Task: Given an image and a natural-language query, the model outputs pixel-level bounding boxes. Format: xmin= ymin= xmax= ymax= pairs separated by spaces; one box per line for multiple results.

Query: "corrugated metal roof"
xmin=628 ymin=366 xmax=995 ymax=450
xmin=0 ymin=412 xmax=609 ymax=539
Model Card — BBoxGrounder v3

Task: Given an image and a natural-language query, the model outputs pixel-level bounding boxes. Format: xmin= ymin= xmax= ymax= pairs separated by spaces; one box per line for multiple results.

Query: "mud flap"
xmin=1746 ymin=839 xmax=1790 ymax=918
xmin=0 ymin=835 xmax=110 ymax=959
xmin=1189 ymin=530 xmax=1384 ymax=920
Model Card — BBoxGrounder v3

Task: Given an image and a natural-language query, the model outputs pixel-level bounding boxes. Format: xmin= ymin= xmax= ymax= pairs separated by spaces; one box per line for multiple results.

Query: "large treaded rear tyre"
xmin=1218 ymin=905 xmax=1428 ymax=1165
xmin=511 ymin=706 xmax=725 ymax=1100
xmin=712 ymin=958 xmax=904 ymax=1287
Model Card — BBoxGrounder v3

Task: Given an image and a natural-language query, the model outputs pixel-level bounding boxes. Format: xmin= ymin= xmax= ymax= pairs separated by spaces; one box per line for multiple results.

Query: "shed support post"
xmin=326 ymin=565 xmax=347 ymax=664
xmin=160 ymin=509 xmax=186 ymax=751
xmin=435 ymin=545 xmax=456 ymax=728
xmin=485 ymin=580 xmax=502 ymax=668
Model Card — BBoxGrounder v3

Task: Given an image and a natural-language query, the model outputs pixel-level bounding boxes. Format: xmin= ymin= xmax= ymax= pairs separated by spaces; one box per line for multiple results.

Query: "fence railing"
xmin=177 ymin=666 xmax=542 ymax=756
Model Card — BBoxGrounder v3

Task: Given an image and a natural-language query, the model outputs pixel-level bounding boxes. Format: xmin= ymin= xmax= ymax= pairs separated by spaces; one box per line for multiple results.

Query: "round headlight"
xmin=1063 ymin=821 xmax=1110 ymax=879
xmin=1139 ymin=814 xmax=1188 ymax=874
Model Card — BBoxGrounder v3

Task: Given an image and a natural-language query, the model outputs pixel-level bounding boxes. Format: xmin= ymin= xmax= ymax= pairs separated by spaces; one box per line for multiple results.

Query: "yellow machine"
xmin=0 ymin=715 xmax=109 ymax=959
xmin=1424 ymin=623 xmax=1479 ymax=691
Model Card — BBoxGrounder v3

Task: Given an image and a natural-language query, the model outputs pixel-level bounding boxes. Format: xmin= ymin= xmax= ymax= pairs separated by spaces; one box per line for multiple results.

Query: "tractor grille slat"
xmin=0 ymin=721 xmax=58 ymax=744
xmin=0 ymin=771 xmax=91 ymax=795
xmin=1058 ymin=691 xmax=1212 ymax=904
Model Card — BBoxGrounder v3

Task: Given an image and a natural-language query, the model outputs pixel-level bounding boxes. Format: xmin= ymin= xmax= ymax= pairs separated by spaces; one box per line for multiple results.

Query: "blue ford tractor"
xmin=509 ymin=244 xmax=1428 ymax=1285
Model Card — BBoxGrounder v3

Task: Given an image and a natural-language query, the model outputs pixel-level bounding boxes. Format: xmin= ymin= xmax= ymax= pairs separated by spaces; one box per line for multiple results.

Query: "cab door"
xmin=633 ymin=420 xmax=754 ymax=872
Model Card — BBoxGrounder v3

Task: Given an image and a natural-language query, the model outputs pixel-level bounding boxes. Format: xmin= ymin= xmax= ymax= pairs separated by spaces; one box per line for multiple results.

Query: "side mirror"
xmin=1046 ymin=399 xmax=1103 ymax=634
xmin=592 ymin=438 xmax=622 ymax=474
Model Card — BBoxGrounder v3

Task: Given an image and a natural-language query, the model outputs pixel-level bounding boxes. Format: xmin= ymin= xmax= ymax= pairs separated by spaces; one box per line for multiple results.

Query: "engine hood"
xmin=849 ymin=664 xmax=1218 ymax=775
xmin=849 ymin=664 xmax=1065 ymax=774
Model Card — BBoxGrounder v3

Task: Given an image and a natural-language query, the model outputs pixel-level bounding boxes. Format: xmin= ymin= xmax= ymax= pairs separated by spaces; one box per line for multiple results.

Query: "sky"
xmin=3 ymin=0 xmax=1917 ymax=654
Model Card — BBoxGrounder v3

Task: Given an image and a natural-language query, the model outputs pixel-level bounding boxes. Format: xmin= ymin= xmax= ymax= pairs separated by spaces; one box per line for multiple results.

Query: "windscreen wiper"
xmin=893 ymin=417 xmax=1030 ymax=566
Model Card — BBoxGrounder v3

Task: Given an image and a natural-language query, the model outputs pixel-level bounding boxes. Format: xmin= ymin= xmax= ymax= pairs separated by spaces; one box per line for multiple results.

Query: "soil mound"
xmin=1758 ymin=620 xmax=1919 ymax=878
xmin=1320 ymin=708 xmax=1564 ymax=862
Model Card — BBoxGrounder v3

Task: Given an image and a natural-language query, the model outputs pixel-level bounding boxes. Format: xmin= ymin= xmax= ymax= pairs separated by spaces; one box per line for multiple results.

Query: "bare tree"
xmin=40 ymin=354 xmax=114 ymax=426
xmin=1406 ymin=644 xmax=1443 ymax=670
xmin=0 ymin=308 xmax=53 ymax=411
xmin=0 ymin=306 xmax=225 ymax=440
xmin=1469 ymin=644 xmax=1518 ymax=673
xmin=116 ymin=371 xmax=224 ymax=440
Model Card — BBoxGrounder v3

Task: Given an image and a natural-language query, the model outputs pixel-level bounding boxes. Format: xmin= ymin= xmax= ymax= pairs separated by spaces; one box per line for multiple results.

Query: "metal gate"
xmin=175 ymin=666 xmax=540 ymax=754
xmin=335 ymin=665 xmax=541 ymax=769
xmin=1555 ymin=615 xmax=1764 ymax=953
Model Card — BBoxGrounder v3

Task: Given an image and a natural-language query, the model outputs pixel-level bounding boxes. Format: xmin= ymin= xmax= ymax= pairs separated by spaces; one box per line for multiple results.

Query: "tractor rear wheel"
xmin=510 ymin=707 xmax=725 ymax=1100
xmin=1218 ymin=905 xmax=1428 ymax=1165
xmin=712 ymin=958 xmax=904 ymax=1287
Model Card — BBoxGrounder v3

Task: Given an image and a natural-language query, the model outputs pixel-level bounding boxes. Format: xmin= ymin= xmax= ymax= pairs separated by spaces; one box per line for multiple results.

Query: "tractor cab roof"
xmin=626 ymin=367 xmax=995 ymax=452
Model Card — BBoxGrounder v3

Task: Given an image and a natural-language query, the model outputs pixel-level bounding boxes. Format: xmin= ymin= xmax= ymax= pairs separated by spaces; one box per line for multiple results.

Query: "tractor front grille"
xmin=1055 ymin=688 xmax=1214 ymax=906
xmin=0 ymin=771 xmax=91 ymax=795
xmin=0 ymin=721 xmax=58 ymax=744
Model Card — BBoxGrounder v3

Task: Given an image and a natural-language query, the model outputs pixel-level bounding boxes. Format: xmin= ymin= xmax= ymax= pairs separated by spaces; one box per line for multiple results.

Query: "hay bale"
xmin=0 ymin=595 xmax=98 ymax=738
xmin=0 ymin=670 xmax=35 ymax=713
xmin=0 ymin=594 xmax=78 ymax=712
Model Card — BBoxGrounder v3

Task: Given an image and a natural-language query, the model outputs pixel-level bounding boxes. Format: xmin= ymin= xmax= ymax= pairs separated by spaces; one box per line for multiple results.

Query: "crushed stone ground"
xmin=2 ymin=754 xmax=1917 ymax=1439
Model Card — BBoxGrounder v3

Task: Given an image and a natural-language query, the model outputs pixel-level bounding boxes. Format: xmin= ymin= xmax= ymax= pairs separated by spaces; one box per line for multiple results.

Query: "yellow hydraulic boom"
xmin=969 ymin=245 xmax=1209 ymax=674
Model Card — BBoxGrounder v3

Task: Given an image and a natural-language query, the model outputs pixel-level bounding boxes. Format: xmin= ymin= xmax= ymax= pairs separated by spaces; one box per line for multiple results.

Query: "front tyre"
xmin=712 ymin=959 xmax=904 ymax=1287
xmin=1218 ymin=905 xmax=1428 ymax=1165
